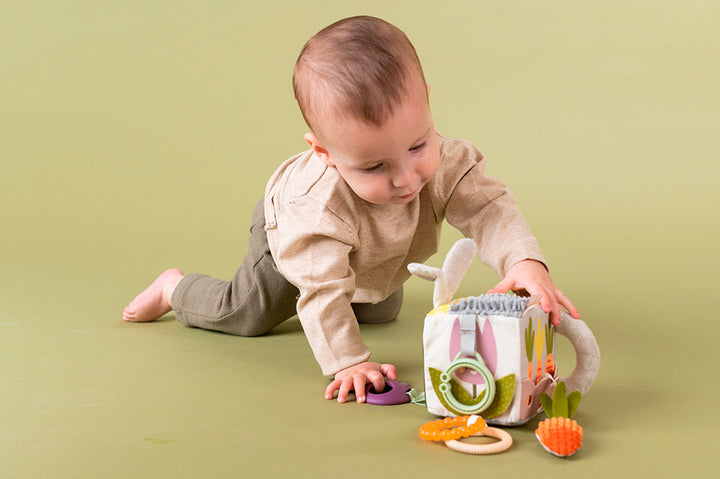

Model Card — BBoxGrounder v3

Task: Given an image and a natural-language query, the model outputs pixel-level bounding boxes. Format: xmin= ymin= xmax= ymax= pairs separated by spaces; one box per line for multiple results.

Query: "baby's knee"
xmin=356 ymin=313 xmax=397 ymax=325
xmin=221 ymin=303 xmax=295 ymax=337
xmin=232 ymin=320 xmax=274 ymax=337
xmin=354 ymin=287 xmax=403 ymax=324
xmin=175 ymin=308 xmax=277 ymax=337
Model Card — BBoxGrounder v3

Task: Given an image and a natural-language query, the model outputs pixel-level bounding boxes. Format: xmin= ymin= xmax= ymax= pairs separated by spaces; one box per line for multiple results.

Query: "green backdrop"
xmin=2 ymin=1 xmax=718 ymax=477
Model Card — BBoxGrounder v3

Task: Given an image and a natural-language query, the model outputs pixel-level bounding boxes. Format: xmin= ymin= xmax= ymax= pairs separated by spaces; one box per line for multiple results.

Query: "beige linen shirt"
xmin=264 ymin=133 xmax=545 ymax=376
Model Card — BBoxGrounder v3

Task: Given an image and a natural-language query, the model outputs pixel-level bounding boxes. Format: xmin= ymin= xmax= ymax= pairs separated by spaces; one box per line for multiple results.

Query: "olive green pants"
xmin=171 ymin=201 xmax=403 ymax=336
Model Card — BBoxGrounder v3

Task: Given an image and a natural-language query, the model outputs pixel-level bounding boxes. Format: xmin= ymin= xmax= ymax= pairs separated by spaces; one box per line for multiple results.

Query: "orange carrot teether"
xmin=535 ymin=381 xmax=583 ymax=457
xmin=418 ymin=415 xmax=486 ymax=442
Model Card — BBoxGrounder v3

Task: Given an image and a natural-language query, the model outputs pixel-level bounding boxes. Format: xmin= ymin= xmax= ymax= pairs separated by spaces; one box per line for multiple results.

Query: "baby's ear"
xmin=304 ymin=132 xmax=334 ymax=167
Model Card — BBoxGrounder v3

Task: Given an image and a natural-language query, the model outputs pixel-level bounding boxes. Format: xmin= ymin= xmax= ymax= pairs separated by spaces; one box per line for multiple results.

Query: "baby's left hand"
xmin=488 ymin=259 xmax=580 ymax=326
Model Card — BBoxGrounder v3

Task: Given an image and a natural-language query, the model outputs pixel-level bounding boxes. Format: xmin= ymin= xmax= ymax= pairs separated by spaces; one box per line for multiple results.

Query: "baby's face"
xmin=316 ymin=79 xmax=440 ymax=205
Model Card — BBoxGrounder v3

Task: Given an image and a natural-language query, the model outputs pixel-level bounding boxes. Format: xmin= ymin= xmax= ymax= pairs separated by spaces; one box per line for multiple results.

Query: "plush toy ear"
xmin=441 ymin=239 xmax=476 ymax=284
xmin=408 ymin=239 xmax=478 ymax=309
xmin=407 ymin=263 xmax=448 ymax=308
xmin=407 ymin=263 xmax=440 ymax=282
xmin=432 ymin=239 xmax=476 ymax=306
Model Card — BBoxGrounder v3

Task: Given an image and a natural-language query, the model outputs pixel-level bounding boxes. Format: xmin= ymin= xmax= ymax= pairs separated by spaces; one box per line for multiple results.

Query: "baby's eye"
xmin=409 ymin=142 xmax=427 ymax=152
xmin=362 ymin=164 xmax=383 ymax=173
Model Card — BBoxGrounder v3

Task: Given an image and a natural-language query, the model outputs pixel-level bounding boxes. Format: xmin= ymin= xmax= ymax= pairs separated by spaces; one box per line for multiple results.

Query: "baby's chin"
xmin=365 ymin=196 xmax=414 ymax=206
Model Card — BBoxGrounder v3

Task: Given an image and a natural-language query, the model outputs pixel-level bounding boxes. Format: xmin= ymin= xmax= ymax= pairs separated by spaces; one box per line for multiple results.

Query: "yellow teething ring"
xmin=418 ymin=415 xmax=486 ymax=442
xmin=444 ymin=427 xmax=513 ymax=455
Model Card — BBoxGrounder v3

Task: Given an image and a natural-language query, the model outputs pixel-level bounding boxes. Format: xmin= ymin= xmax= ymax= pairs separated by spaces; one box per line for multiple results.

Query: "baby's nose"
xmin=392 ymin=164 xmax=415 ymax=188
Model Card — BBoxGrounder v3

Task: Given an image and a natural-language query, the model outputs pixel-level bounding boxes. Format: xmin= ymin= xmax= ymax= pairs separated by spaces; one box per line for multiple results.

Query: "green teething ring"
xmin=439 ymin=352 xmax=496 ymax=415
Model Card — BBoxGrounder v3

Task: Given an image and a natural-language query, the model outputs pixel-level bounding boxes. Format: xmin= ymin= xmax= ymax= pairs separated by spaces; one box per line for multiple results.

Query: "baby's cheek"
xmin=370 ymin=184 xmax=392 ymax=203
xmin=355 ymin=182 xmax=387 ymax=204
xmin=419 ymin=162 xmax=437 ymax=182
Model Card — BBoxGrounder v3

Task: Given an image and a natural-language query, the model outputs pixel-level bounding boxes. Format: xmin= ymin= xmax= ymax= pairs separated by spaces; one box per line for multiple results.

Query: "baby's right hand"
xmin=325 ymin=361 xmax=398 ymax=403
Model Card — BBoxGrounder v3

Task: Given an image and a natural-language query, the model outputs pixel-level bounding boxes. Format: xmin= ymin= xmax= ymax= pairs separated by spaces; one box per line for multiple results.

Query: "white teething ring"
xmin=444 ymin=427 xmax=513 ymax=455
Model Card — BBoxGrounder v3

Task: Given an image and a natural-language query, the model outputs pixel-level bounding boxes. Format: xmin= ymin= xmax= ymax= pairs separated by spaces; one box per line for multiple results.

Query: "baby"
xmin=123 ymin=16 xmax=580 ymax=404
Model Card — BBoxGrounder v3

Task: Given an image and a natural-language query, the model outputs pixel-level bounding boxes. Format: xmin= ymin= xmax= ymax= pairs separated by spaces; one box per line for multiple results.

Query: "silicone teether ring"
xmin=365 ymin=379 xmax=413 ymax=405
xmin=444 ymin=427 xmax=513 ymax=455
xmin=418 ymin=415 xmax=487 ymax=442
xmin=439 ymin=352 xmax=496 ymax=415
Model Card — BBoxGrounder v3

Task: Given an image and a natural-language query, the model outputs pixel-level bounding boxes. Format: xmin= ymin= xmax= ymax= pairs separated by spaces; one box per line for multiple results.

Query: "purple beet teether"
xmin=365 ymin=379 xmax=413 ymax=405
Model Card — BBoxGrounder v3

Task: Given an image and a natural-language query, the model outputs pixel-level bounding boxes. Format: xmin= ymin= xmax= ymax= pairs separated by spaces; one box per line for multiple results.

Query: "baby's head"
xmin=293 ymin=15 xmax=426 ymax=136
xmin=293 ymin=16 xmax=440 ymax=205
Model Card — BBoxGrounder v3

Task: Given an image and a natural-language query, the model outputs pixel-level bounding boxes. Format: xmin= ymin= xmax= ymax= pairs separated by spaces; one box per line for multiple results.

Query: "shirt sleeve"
xmin=269 ymin=196 xmax=370 ymax=376
xmin=436 ymin=138 xmax=547 ymax=277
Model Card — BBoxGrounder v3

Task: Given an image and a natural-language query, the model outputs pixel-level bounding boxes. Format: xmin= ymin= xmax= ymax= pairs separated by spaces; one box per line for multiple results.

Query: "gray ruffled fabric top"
xmin=448 ymin=293 xmax=529 ymax=317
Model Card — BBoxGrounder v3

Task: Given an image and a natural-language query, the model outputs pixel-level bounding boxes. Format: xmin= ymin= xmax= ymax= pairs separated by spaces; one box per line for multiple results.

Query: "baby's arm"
xmin=435 ymin=139 xmax=578 ymax=324
xmin=488 ymin=259 xmax=580 ymax=326
xmin=325 ymin=361 xmax=398 ymax=403
xmin=269 ymin=196 xmax=398 ymax=401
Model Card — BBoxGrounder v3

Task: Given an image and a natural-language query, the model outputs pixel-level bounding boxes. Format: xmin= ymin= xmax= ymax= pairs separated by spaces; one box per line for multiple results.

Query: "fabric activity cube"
xmin=409 ymin=239 xmax=600 ymax=426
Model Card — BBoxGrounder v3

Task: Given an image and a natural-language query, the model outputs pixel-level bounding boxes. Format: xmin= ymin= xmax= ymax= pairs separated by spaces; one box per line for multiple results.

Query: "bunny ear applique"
xmin=479 ymin=319 xmax=497 ymax=375
xmin=448 ymin=317 xmax=498 ymax=385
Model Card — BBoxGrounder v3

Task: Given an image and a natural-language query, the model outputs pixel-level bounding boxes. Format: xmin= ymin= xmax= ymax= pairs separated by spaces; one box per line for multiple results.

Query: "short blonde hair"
xmin=293 ymin=16 xmax=426 ymax=134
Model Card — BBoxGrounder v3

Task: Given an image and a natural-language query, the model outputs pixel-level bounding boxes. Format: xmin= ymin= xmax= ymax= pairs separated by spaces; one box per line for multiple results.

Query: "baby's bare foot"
xmin=123 ymin=268 xmax=185 ymax=322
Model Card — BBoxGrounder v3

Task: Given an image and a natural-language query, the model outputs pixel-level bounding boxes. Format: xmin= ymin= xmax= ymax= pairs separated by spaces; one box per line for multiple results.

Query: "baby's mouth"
xmin=398 ymin=183 xmax=424 ymax=200
xmin=398 ymin=189 xmax=418 ymax=200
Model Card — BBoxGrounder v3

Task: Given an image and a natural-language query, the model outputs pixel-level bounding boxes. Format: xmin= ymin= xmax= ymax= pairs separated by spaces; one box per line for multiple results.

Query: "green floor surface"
xmin=2 ymin=1 xmax=718 ymax=477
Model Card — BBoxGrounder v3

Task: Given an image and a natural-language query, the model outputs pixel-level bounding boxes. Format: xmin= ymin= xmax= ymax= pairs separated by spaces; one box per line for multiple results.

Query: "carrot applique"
xmin=544 ymin=323 xmax=556 ymax=377
xmin=536 ymin=381 xmax=583 ymax=457
xmin=534 ymin=319 xmax=545 ymax=383
xmin=524 ymin=321 xmax=535 ymax=381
